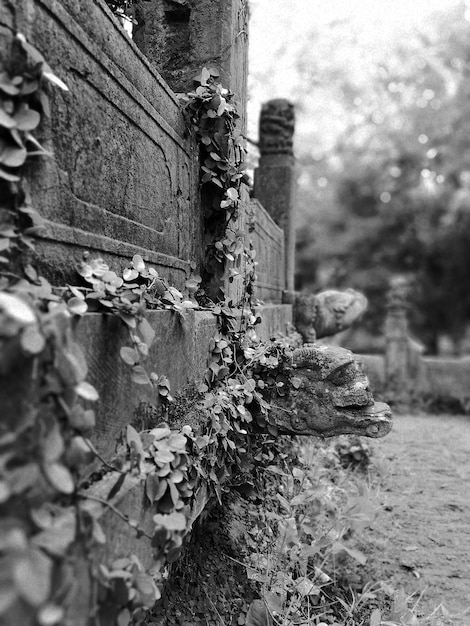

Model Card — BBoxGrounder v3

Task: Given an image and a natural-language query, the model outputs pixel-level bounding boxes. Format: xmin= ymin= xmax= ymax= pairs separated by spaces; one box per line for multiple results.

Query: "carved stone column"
xmin=253 ymin=99 xmax=297 ymax=292
xmin=384 ymin=275 xmax=410 ymax=390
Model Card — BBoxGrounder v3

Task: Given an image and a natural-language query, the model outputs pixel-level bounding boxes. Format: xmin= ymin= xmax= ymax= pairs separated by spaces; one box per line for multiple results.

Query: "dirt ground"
xmin=365 ymin=412 xmax=470 ymax=624
xmin=150 ymin=412 xmax=470 ymax=625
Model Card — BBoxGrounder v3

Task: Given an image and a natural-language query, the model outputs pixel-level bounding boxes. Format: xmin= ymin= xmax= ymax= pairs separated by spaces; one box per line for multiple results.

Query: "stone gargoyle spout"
xmin=265 ymin=344 xmax=392 ymax=438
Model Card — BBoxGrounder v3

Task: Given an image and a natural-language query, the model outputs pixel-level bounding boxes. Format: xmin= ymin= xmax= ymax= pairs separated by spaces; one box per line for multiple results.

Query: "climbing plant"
xmin=182 ymin=67 xmax=256 ymax=304
xmin=0 ymin=32 xmax=303 ymax=626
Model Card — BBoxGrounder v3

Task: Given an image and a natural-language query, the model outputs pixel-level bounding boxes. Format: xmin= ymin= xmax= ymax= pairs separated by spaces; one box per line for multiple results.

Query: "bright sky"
xmin=248 ymin=0 xmax=465 ymax=141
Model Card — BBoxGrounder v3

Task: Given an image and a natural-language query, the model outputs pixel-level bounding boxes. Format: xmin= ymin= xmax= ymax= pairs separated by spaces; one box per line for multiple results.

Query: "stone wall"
xmin=2 ymin=0 xmax=202 ymax=289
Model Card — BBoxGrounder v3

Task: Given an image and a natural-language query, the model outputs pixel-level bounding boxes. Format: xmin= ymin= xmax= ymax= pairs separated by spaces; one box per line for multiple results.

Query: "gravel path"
xmin=367 ymin=412 xmax=470 ymax=624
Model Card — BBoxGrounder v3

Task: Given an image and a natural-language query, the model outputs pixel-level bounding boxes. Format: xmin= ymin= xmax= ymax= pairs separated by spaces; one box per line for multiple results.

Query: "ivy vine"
xmin=0 ymin=32 xmax=300 ymax=626
xmin=182 ymin=67 xmax=258 ymax=305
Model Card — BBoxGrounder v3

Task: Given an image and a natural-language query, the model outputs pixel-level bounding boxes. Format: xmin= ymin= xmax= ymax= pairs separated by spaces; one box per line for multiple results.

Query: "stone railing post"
xmin=253 ymin=99 xmax=297 ymax=293
xmin=384 ymin=275 xmax=410 ymax=390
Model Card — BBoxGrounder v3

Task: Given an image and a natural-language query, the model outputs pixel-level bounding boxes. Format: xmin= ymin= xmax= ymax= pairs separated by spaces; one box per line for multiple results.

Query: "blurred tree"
xmin=288 ymin=2 xmax=470 ymax=353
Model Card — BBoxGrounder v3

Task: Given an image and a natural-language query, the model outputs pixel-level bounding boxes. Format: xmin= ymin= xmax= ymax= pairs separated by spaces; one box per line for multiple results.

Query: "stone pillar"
xmin=384 ymin=275 xmax=410 ymax=390
xmin=253 ymin=99 xmax=296 ymax=292
xmin=133 ymin=0 xmax=249 ymax=129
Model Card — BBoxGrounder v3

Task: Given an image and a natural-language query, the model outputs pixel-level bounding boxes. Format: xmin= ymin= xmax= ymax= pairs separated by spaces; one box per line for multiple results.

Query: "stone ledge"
xmin=73 ymin=306 xmax=292 ymax=459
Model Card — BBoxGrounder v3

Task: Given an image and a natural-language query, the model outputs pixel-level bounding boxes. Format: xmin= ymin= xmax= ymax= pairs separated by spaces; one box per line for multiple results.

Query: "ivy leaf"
xmin=67 ymin=296 xmax=88 ymax=316
xmin=153 ymin=447 xmax=175 ymax=464
xmin=0 ymin=108 xmax=16 ymax=129
xmin=14 ymin=105 xmax=41 ymax=131
xmin=151 ymin=477 xmax=168 ymax=502
xmin=0 ymin=292 xmax=36 ymax=325
xmin=123 ymin=268 xmax=139 ymax=281
xmin=32 ymin=510 xmax=76 ymax=556
xmin=167 ymin=433 xmax=187 ymax=451
xmin=0 ymin=72 xmax=20 ymax=96
xmin=126 ymin=424 xmax=145 ymax=467
xmin=42 ymin=423 xmax=64 ymax=462
xmin=57 ymin=342 xmax=89 ymax=386
xmin=132 ymin=254 xmax=145 ymax=272
xmin=13 ymin=548 xmax=52 ymax=606
xmin=43 ymin=462 xmax=75 ymax=494
xmin=138 ymin=318 xmax=155 ymax=348
xmin=153 ymin=512 xmax=187 ymax=532
xmin=131 ymin=365 xmax=151 ymax=385
xmin=0 ymin=145 xmax=27 ymax=168
xmin=20 ymin=324 xmax=46 ymax=354
xmin=75 ymin=381 xmax=99 ymax=401
xmin=134 ymin=571 xmax=160 ymax=606
xmin=0 ymin=165 xmax=20 ymax=181
xmin=168 ymin=480 xmax=180 ymax=506
xmin=117 ymin=609 xmax=131 ymax=626
xmin=91 ymin=518 xmax=106 ymax=545
xmin=145 ymin=473 xmax=161 ymax=503
xmin=37 ymin=604 xmax=64 ymax=626
xmin=200 ymin=67 xmax=211 ymax=86
xmin=196 ymin=435 xmax=210 ymax=449
xmin=245 ymin=599 xmax=271 ymax=626
xmin=150 ymin=426 xmax=171 ymax=440
xmin=0 ymin=481 xmax=11 ymax=504
xmin=120 ymin=346 xmax=139 ymax=365
xmin=226 ymin=187 xmax=239 ymax=201
xmin=217 ymin=97 xmax=226 ymax=117
xmin=69 ymin=406 xmax=95 ymax=432
xmin=0 ymin=579 xmax=17 ymax=615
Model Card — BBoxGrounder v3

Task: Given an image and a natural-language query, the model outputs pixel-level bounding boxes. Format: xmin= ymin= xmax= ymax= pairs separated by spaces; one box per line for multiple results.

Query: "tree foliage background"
xmin=249 ymin=0 xmax=470 ymax=354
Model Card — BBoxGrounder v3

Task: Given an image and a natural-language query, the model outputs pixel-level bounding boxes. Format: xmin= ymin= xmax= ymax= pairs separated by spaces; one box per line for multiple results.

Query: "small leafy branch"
xmin=71 ymin=253 xmax=202 ymax=397
xmin=184 ymin=67 xmax=246 ymax=220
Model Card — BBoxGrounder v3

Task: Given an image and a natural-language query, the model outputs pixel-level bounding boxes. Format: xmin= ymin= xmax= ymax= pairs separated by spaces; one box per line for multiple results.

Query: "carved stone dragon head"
xmin=266 ymin=344 xmax=392 ymax=438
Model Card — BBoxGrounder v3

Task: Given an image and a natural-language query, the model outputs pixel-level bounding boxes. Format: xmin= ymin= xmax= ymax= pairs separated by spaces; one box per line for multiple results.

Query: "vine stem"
xmin=78 ymin=492 xmax=153 ymax=539
xmin=79 ymin=433 xmax=127 ymax=474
